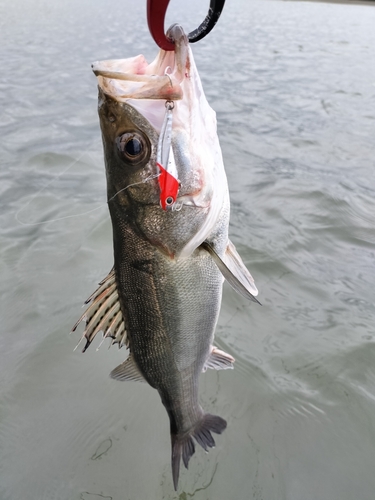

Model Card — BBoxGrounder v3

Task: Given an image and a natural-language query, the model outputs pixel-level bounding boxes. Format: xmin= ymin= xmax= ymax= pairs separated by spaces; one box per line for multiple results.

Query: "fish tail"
xmin=171 ymin=413 xmax=227 ymax=490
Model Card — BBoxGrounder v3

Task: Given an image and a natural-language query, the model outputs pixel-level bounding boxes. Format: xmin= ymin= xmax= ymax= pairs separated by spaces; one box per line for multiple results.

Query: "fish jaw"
xmin=92 ymin=54 xmax=183 ymax=102
xmin=92 ymin=25 xmax=188 ymax=104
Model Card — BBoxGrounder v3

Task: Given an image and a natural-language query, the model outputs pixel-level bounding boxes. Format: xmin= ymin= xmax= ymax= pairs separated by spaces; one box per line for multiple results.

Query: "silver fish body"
xmin=74 ymin=25 xmax=259 ymax=489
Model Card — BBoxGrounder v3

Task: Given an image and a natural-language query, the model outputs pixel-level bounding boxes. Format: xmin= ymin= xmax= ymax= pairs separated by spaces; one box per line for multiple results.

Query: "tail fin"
xmin=171 ymin=413 xmax=227 ymax=490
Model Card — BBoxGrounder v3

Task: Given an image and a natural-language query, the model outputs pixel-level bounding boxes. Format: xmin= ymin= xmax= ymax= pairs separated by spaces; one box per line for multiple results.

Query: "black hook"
xmin=147 ymin=0 xmax=226 ymax=51
xmin=188 ymin=0 xmax=226 ymax=44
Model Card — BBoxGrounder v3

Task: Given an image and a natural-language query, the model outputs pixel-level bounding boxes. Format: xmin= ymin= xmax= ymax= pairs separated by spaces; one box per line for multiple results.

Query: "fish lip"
xmin=175 ymin=185 xmax=211 ymax=209
xmin=175 ymin=196 xmax=210 ymax=209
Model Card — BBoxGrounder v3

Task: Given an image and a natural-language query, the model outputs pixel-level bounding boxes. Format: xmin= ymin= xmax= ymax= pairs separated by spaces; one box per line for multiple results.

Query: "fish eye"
xmin=125 ymin=137 xmax=142 ymax=156
xmin=116 ymin=132 xmax=150 ymax=165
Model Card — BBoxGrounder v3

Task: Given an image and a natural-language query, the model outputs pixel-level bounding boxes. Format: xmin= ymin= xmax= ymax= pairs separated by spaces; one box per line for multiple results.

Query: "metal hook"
xmin=188 ymin=0 xmax=226 ymax=44
xmin=147 ymin=0 xmax=226 ymax=51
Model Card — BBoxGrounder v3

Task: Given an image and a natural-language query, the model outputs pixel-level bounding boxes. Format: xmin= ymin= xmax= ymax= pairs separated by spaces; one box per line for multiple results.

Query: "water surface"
xmin=1 ymin=0 xmax=375 ymax=499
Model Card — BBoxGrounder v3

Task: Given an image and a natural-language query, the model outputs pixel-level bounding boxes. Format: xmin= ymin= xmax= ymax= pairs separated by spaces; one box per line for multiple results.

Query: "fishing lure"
xmin=156 ymin=100 xmax=180 ymax=210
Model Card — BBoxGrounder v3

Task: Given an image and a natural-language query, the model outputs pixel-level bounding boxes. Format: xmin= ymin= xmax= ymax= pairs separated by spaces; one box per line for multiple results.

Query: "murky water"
xmin=1 ymin=0 xmax=375 ymax=498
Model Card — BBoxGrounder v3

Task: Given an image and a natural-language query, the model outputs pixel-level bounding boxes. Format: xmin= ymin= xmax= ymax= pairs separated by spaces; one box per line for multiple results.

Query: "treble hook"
xmin=147 ymin=0 xmax=226 ymax=51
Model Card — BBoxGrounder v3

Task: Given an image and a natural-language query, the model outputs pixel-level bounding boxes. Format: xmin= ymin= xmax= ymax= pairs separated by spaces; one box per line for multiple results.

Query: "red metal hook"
xmin=147 ymin=0 xmax=175 ymax=51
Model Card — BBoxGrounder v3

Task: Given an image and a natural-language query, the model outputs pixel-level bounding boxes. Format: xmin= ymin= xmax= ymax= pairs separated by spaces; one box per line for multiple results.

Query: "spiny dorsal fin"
xmin=200 ymin=240 xmax=261 ymax=305
xmin=202 ymin=346 xmax=235 ymax=372
xmin=110 ymin=354 xmax=145 ymax=382
xmin=72 ymin=268 xmax=128 ymax=352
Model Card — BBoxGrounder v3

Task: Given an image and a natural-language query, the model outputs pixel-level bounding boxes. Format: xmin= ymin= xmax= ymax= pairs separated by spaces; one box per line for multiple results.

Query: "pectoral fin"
xmin=202 ymin=346 xmax=235 ymax=372
xmin=201 ymin=240 xmax=261 ymax=305
xmin=110 ymin=354 xmax=146 ymax=382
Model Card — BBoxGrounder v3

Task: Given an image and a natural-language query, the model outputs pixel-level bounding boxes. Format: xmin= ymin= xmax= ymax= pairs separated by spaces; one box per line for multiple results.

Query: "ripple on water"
xmin=0 ymin=328 xmax=172 ymax=498
xmin=1 ymin=0 xmax=375 ymax=498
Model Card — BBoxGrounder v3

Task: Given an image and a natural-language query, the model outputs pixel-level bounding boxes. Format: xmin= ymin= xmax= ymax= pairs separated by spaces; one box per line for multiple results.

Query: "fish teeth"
xmin=72 ymin=269 xmax=127 ymax=352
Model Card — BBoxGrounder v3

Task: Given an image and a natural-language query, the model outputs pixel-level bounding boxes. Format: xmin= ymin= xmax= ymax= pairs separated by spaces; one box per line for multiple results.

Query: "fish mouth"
xmin=168 ymin=184 xmax=211 ymax=211
xmin=173 ymin=194 xmax=210 ymax=210
xmin=171 ymin=178 xmax=212 ymax=209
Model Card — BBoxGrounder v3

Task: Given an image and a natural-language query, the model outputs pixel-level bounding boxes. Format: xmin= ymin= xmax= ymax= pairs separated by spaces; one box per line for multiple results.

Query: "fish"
xmin=72 ymin=24 xmax=259 ymax=490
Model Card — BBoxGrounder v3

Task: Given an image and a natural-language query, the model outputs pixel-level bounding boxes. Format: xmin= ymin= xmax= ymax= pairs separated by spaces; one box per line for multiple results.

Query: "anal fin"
xmin=202 ymin=346 xmax=235 ymax=372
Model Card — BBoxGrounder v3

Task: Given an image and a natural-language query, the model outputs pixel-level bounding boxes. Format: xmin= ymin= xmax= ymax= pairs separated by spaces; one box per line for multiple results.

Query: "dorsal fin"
xmin=72 ymin=268 xmax=128 ymax=352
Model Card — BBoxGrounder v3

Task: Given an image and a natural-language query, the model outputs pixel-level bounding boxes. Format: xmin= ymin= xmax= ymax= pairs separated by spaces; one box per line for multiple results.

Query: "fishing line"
xmin=15 ymin=149 xmax=90 ymax=226
xmin=107 ymin=173 xmax=160 ymax=204
xmin=14 ymin=162 xmax=160 ymax=226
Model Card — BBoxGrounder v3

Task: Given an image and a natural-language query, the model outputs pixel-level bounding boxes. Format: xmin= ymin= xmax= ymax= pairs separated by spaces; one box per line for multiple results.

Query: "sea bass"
xmin=73 ymin=25 xmax=259 ymax=489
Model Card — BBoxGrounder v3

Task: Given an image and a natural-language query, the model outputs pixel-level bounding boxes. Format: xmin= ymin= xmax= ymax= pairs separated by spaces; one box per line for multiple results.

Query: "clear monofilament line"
xmin=15 ymin=172 xmax=160 ymax=226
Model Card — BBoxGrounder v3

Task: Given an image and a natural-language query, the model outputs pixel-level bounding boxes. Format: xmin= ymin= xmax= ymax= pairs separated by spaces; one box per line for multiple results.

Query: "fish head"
xmin=94 ymin=25 xmax=229 ymax=258
xmin=97 ymin=88 xmax=159 ymax=207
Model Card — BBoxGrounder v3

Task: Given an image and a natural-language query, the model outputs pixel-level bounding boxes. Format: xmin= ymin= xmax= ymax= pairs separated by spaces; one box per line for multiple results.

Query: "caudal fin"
xmin=171 ymin=413 xmax=227 ymax=490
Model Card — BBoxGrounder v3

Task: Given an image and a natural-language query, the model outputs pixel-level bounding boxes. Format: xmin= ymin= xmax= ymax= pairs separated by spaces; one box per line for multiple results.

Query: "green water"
xmin=1 ymin=0 xmax=375 ymax=498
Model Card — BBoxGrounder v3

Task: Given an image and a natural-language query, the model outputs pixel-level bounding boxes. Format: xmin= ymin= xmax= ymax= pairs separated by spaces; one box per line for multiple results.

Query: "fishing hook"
xmin=147 ymin=0 xmax=226 ymax=51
